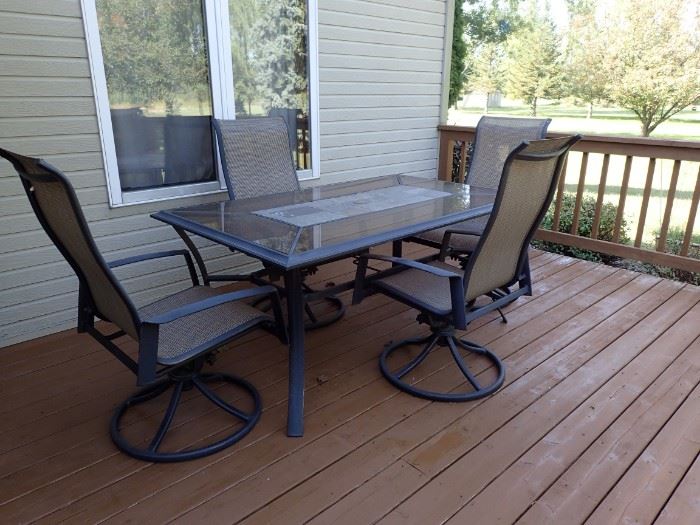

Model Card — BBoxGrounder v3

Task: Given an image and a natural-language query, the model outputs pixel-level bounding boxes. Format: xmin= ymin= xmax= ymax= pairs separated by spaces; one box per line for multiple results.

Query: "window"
xmin=82 ymin=0 xmax=319 ymax=206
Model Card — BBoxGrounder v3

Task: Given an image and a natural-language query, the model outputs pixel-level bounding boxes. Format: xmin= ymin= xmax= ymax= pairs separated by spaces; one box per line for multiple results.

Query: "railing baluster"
xmin=656 ymin=159 xmax=681 ymax=252
xmin=551 ymin=156 xmax=568 ymax=232
xmin=591 ymin=153 xmax=610 ymax=239
xmin=570 ymin=152 xmax=588 ymax=235
xmin=613 ymin=156 xmax=633 ymax=243
xmin=680 ymin=164 xmax=700 ymax=257
xmin=437 ymin=124 xmax=700 ymax=273
xmin=634 ymin=158 xmax=656 ymax=247
xmin=458 ymin=141 xmax=468 ymax=183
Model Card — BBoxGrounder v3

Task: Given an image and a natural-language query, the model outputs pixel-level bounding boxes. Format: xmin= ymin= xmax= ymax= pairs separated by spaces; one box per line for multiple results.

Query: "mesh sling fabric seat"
xmin=0 ymin=148 xmax=286 ymax=462
xmin=352 ymin=136 xmax=580 ymax=401
xmin=412 ymin=116 xmax=551 ymax=254
xmin=212 ymin=117 xmax=345 ymax=330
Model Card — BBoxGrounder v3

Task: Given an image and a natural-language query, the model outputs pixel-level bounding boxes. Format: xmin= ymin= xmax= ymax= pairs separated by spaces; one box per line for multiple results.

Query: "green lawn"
xmin=449 ymin=104 xmax=700 ymax=141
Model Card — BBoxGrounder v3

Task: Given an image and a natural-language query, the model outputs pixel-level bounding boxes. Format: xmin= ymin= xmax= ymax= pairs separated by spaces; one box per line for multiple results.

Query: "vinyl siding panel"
xmin=318 ymin=0 xmax=448 ymax=183
xmin=0 ymin=1 xmax=256 ymax=347
xmin=0 ymin=0 xmax=450 ymax=346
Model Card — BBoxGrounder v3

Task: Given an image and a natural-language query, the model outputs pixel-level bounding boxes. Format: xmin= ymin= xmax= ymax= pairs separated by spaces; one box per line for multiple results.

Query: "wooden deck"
xmin=1 ymin=246 xmax=699 ymax=524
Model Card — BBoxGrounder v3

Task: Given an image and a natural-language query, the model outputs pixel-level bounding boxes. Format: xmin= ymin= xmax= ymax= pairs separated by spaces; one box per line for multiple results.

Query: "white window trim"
xmin=81 ymin=0 xmax=320 ymax=207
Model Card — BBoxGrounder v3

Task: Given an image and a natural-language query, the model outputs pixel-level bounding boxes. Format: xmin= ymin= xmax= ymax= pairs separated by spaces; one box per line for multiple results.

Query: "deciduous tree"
xmin=605 ymin=0 xmax=700 ymax=136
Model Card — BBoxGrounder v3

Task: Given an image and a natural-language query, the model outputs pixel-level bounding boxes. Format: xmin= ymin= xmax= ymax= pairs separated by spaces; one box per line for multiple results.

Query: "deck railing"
xmin=437 ymin=125 xmax=700 ymax=273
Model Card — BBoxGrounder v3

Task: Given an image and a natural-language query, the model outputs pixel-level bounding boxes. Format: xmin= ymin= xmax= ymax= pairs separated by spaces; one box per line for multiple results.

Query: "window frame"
xmin=81 ymin=0 xmax=320 ymax=207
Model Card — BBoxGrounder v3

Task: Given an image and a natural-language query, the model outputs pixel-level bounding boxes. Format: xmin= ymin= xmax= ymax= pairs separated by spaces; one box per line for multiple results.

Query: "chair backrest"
xmin=213 ymin=117 xmax=300 ymax=200
xmin=467 ymin=116 xmax=551 ymax=189
xmin=463 ymin=135 xmax=580 ymax=301
xmin=0 ymin=148 xmax=141 ymax=339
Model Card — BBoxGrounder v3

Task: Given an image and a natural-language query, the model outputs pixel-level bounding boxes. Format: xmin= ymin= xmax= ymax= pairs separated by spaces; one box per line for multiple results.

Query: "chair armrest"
xmin=353 ymin=254 xmax=466 ymax=327
xmin=137 ymin=284 xmax=286 ymax=386
xmin=443 ymin=228 xmax=482 ymax=237
xmin=141 ymin=285 xmax=279 ymax=325
xmin=440 ymin=228 xmax=482 ymax=259
xmin=357 ymin=254 xmax=462 ymax=278
xmin=109 ymin=249 xmax=199 ymax=286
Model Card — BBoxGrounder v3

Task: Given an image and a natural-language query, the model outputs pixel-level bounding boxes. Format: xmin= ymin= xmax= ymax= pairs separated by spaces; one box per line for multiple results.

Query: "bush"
xmin=534 ymin=193 xmax=630 ymax=263
xmin=619 ymin=227 xmax=700 ymax=286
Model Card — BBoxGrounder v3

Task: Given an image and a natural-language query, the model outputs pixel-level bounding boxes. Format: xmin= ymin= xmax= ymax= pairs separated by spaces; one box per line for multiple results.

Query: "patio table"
xmin=152 ymin=175 xmax=496 ymax=436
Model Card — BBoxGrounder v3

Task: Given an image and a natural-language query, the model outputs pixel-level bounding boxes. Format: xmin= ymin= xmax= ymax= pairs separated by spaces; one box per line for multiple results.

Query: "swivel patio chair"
xmin=352 ymin=135 xmax=580 ymax=401
xmin=411 ymin=116 xmax=551 ymax=257
xmin=0 ymin=148 xmax=286 ymax=462
xmin=211 ymin=117 xmax=345 ymax=330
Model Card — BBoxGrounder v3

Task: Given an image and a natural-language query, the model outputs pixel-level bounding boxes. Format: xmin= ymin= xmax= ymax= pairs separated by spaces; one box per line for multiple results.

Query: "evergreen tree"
xmin=564 ymin=0 xmax=610 ymax=118
xmin=467 ymin=42 xmax=504 ymax=113
xmin=503 ymin=9 xmax=562 ymax=116
xmin=230 ymin=0 xmax=262 ymax=115
xmin=250 ymin=0 xmax=308 ymax=112
xmin=450 ymin=1 xmax=522 ymax=109
xmin=449 ymin=2 xmax=467 ymax=108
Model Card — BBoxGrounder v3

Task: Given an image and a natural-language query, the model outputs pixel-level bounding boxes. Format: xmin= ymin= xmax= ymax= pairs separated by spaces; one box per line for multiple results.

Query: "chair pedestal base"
xmin=303 ymin=290 xmax=346 ymax=331
xmin=252 ymin=282 xmax=345 ymax=331
xmin=379 ymin=328 xmax=505 ymax=402
xmin=111 ymin=368 xmax=261 ymax=463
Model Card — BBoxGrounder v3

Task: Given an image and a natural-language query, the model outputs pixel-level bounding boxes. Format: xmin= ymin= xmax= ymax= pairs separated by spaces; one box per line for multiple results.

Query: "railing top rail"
xmin=438 ymin=124 xmax=700 ymax=161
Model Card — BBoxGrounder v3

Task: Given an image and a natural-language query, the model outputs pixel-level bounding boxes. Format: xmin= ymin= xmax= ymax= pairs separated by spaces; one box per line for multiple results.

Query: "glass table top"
xmin=153 ymin=175 xmax=496 ymax=268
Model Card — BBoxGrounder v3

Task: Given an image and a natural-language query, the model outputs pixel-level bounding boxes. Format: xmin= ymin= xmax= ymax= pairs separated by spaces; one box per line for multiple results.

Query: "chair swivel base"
xmin=253 ymin=283 xmax=345 ymax=331
xmin=379 ymin=328 xmax=505 ymax=402
xmin=302 ymin=287 xmax=346 ymax=331
xmin=111 ymin=366 xmax=261 ymax=463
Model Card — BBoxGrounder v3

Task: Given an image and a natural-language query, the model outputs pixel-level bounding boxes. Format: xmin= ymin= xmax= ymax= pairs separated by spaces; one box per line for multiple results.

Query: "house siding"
xmin=0 ymin=0 xmax=451 ymax=347
xmin=317 ymin=0 xmax=447 ymax=183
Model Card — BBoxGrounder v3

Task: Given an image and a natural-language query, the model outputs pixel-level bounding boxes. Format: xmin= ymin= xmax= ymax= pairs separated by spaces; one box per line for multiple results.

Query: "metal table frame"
xmin=152 ymin=176 xmax=495 ymax=436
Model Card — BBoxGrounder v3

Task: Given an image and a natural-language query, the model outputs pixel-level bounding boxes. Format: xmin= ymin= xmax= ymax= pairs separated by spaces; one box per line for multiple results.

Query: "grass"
xmin=448 ymin=103 xmax=700 ymax=141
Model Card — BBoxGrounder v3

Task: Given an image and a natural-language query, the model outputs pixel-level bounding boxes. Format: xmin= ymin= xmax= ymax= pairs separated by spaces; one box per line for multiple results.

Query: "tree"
xmin=503 ymin=10 xmax=563 ymax=116
xmin=449 ymin=1 xmax=522 ymax=109
xmin=449 ymin=2 xmax=467 ymax=108
xmin=605 ymin=0 xmax=700 ymax=136
xmin=250 ymin=0 xmax=308 ymax=113
xmin=230 ymin=0 xmax=263 ymax=115
xmin=564 ymin=0 xmax=611 ymax=117
xmin=467 ymin=43 xmax=505 ymax=112
xmin=97 ymin=0 xmax=210 ymax=114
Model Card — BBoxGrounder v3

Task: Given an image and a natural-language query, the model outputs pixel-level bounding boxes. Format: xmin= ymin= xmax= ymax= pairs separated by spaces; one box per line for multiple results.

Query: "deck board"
xmin=0 ymin=247 xmax=698 ymax=525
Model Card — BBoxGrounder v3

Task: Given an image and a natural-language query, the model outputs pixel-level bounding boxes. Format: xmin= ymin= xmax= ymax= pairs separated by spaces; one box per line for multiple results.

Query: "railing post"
xmin=438 ymin=129 xmax=451 ymax=182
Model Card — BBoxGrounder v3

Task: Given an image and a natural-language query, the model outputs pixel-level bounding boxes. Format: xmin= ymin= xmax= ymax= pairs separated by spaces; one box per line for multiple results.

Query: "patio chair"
xmin=411 ymin=116 xmax=551 ymax=257
xmin=0 ymin=148 xmax=286 ymax=462
xmin=352 ymin=135 xmax=580 ymax=401
xmin=212 ymin=117 xmax=345 ymax=329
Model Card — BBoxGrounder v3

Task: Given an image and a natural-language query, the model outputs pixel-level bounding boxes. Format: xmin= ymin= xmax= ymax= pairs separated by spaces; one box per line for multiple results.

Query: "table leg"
xmin=392 ymin=240 xmax=403 ymax=267
xmin=284 ymin=268 xmax=305 ymax=437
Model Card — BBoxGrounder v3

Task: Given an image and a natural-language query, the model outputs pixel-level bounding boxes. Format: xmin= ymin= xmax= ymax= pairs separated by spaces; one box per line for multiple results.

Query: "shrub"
xmin=623 ymin=226 xmax=700 ymax=286
xmin=535 ymin=193 xmax=630 ymax=263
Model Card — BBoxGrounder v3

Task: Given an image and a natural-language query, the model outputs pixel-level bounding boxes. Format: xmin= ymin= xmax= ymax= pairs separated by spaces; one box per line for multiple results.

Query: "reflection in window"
xmin=229 ymin=0 xmax=311 ymax=170
xmin=96 ymin=0 xmax=215 ymax=191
